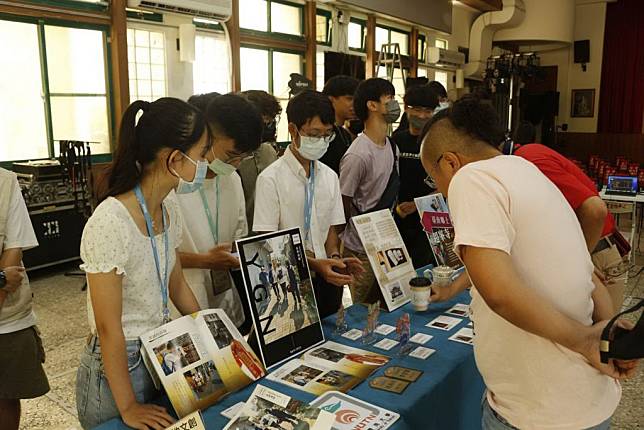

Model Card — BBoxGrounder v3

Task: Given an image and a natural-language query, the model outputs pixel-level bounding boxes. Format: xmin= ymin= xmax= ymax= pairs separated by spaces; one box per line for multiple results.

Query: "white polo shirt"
xmin=172 ymin=173 xmax=248 ymax=327
xmin=253 ymin=145 xmax=346 ymax=258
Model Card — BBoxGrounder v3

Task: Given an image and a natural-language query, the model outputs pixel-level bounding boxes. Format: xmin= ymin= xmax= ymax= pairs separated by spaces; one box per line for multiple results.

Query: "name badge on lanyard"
xmin=303 ymin=161 xmax=315 ymax=252
xmin=198 ymin=177 xmax=219 ymax=244
xmin=134 ymin=184 xmax=170 ymax=323
xmin=198 ymin=178 xmax=231 ymax=295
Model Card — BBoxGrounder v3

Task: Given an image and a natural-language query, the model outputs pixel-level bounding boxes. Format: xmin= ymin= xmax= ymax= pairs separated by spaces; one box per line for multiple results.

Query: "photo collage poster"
xmin=351 ymin=209 xmax=415 ymax=311
xmin=224 ymin=385 xmax=334 ymax=430
xmin=236 ymin=228 xmax=325 ymax=369
xmin=266 ymin=341 xmax=389 ymax=396
xmin=140 ymin=309 xmax=265 ymax=418
xmin=414 ymin=193 xmax=464 ymax=271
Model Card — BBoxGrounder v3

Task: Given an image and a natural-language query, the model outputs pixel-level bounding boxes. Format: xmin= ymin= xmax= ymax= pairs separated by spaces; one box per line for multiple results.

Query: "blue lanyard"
xmin=303 ymin=161 xmax=315 ymax=243
xmin=134 ymin=184 xmax=170 ymax=323
xmin=198 ymin=177 xmax=219 ymax=244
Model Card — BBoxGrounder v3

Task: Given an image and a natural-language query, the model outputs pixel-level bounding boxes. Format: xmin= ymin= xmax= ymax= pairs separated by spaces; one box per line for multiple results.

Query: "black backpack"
xmin=600 ymin=298 xmax=644 ymax=363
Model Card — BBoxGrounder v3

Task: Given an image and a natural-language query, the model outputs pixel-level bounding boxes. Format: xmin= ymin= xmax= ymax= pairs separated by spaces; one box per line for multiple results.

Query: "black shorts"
xmin=0 ymin=326 xmax=50 ymax=399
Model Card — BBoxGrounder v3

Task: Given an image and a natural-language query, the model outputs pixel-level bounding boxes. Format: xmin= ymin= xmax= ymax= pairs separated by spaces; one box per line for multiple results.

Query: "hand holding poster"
xmin=351 ymin=209 xmax=416 ymax=311
xmin=414 ymin=194 xmax=463 ymax=271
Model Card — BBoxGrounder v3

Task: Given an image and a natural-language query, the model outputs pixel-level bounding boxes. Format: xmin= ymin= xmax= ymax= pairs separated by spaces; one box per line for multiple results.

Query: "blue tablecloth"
xmin=96 ymin=291 xmax=485 ymax=430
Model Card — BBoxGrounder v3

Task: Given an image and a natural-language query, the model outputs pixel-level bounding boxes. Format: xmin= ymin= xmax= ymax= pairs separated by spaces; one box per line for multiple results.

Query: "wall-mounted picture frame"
xmin=571 ymin=89 xmax=595 ymax=118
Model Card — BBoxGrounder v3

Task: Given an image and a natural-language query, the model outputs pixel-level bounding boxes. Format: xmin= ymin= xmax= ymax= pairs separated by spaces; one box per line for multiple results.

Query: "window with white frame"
xmin=316 ymin=51 xmax=325 ymax=91
xmin=435 ymin=38 xmax=448 ymax=49
xmin=348 ymin=18 xmax=366 ymax=51
xmin=0 ymin=19 xmax=111 ymax=161
xmin=193 ymin=33 xmax=231 ymax=95
xmin=435 ymin=70 xmax=448 ymax=91
xmin=127 ymin=28 xmax=166 ymax=102
xmin=240 ymin=46 xmax=303 ymax=142
xmin=239 ymin=0 xmax=303 ymax=37
xmin=376 ymin=25 xmax=409 ymax=56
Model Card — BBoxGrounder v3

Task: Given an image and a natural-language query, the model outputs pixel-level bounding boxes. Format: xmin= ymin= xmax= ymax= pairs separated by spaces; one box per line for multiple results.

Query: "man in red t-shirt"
xmin=510 ymin=133 xmax=626 ymax=314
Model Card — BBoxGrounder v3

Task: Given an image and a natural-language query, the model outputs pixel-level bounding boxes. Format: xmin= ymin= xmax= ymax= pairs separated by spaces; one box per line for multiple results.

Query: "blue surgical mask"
xmin=172 ymin=153 xmax=208 ymax=194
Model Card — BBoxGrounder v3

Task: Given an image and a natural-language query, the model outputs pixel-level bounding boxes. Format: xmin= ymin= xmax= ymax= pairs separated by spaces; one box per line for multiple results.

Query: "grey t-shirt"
xmin=339 ymin=133 xmax=397 ymax=252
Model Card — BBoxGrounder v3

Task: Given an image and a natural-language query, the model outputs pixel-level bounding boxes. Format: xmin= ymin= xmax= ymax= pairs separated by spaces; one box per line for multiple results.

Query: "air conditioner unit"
xmin=427 ymin=47 xmax=465 ymax=68
xmin=128 ymin=0 xmax=232 ymax=21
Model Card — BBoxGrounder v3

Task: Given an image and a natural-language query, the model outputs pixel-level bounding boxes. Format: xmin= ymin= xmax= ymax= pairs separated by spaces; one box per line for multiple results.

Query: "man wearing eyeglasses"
xmin=254 ymin=91 xmax=364 ymax=318
xmin=392 ymin=85 xmax=439 ymax=268
xmin=420 ymin=96 xmax=629 ymax=430
xmin=174 ymin=93 xmax=263 ymax=329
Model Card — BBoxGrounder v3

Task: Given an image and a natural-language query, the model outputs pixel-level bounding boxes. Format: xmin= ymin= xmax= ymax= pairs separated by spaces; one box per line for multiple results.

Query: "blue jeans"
xmin=482 ymin=397 xmax=612 ymax=430
xmin=75 ymin=336 xmax=161 ymax=429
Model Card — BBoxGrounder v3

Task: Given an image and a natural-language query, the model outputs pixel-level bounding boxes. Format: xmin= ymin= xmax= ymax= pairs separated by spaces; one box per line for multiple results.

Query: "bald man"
xmin=419 ymin=96 xmax=634 ymax=430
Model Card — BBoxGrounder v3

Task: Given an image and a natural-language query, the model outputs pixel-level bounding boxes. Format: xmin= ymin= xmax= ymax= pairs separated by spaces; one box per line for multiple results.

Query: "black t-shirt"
xmin=392 ymin=128 xmax=436 ymax=268
xmin=392 ymin=128 xmax=433 ymax=206
xmin=320 ymin=125 xmax=353 ymax=175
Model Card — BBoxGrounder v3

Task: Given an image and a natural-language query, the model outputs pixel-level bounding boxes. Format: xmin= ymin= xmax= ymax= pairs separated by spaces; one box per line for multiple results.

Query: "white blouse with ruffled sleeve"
xmin=80 ymin=196 xmax=183 ymax=340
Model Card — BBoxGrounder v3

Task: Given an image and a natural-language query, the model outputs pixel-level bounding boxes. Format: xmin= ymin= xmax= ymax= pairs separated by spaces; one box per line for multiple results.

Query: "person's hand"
xmin=429 ymin=281 xmax=458 ymax=303
xmin=341 ymin=257 xmax=365 ymax=276
xmin=578 ymin=320 xmax=640 ymax=380
xmin=397 ymin=202 xmax=417 ymax=219
xmin=204 ymin=243 xmax=239 ymax=270
xmin=594 ymin=267 xmax=617 ymax=287
xmin=3 ymin=266 xmax=25 ymax=292
xmin=312 ymin=258 xmax=353 ymax=287
xmin=121 ymin=402 xmax=174 ymax=430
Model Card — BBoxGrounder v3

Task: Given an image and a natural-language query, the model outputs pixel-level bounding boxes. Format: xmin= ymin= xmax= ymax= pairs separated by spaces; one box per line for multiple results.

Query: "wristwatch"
xmin=0 ymin=271 xmax=6 ymax=289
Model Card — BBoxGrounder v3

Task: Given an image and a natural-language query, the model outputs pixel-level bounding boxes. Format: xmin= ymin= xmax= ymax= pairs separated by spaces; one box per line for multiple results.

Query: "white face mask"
xmin=435 ymin=101 xmax=450 ymax=114
xmin=296 ymin=130 xmax=333 ymax=161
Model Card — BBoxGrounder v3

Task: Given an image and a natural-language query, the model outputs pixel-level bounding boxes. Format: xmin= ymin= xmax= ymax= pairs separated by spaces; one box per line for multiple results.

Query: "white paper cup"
xmin=409 ymin=277 xmax=432 ymax=312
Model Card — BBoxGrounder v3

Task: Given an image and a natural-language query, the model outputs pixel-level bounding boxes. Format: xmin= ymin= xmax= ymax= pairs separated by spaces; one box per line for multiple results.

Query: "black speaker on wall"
xmin=574 ymin=40 xmax=590 ymax=64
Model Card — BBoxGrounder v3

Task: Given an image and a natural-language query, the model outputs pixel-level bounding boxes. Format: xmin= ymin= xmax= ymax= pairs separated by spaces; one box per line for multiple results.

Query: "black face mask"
xmin=347 ymin=119 xmax=364 ymax=136
xmin=600 ymin=299 xmax=644 ymax=363
xmin=262 ymin=121 xmax=277 ymax=143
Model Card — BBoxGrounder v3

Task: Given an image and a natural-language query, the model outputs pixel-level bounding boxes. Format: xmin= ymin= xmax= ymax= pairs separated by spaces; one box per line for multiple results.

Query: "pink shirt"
xmin=449 ymin=155 xmax=620 ymax=429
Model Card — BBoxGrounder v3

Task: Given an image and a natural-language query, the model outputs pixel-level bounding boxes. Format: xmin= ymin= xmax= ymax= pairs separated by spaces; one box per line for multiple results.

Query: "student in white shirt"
xmin=254 ymin=90 xmax=363 ymax=318
xmin=419 ymin=96 xmax=637 ymax=430
xmin=174 ymin=93 xmax=262 ymax=329
xmin=0 ymin=168 xmax=48 ymax=430
xmin=162 ymin=343 xmax=183 ymax=374
xmin=77 ymin=98 xmax=206 ymax=429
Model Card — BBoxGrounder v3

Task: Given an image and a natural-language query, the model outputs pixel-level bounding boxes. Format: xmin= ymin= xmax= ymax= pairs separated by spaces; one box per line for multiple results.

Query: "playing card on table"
xmin=409 ymin=332 xmax=433 ymax=344
xmin=409 ymin=346 xmax=436 ymax=360
xmin=426 ymin=315 xmax=462 ymax=331
xmin=374 ymin=338 xmax=399 ymax=351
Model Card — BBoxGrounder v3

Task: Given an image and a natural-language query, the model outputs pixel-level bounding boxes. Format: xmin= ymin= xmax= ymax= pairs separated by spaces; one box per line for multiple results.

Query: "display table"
xmin=96 ymin=287 xmax=485 ymax=430
xmin=599 ymin=188 xmax=644 ymax=255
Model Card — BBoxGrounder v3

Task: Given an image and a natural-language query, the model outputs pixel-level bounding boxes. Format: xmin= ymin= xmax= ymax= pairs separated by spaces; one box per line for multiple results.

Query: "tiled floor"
xmin=18 ymin=255 xmax=644 ymax=430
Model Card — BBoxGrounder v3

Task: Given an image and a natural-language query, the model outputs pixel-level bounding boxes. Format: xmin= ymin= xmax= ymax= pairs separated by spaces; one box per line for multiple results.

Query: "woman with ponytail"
xmin=76 ymin=98 xmax=210 ymax=429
